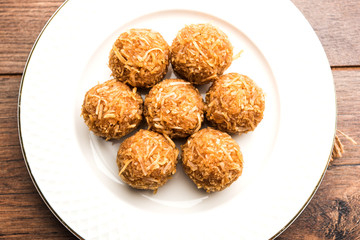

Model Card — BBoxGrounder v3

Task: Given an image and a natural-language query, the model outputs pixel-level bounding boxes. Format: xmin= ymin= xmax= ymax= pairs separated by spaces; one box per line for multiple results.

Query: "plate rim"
xmin=17 ymin=0 xmax=84 ymax=239
xmin=17 ymin=0 xmax=337 ymax=239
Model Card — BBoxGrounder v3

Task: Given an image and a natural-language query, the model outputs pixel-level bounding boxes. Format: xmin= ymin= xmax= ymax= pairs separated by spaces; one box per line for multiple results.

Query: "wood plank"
xmin=0 ymin=1 xmax=359 ymax=75
xmin=0 ymin=75 xmax=21 ymax=148
xmin=0 ymin=193 xmax=76 ymax=239
xmin=277 ymin=165 xmax=360 ymax=239
xmin=0 ymin=153 xmax=36 ymax=195
xmin=0 ymin=75 xmax=19 ymax=111
xmin=291 ymin=0 xmax=360 ymax=67
xmin=332 ymin=70 xmax=360 ymax=166
xmin=0 ymin=0 xmax=64 ymax=74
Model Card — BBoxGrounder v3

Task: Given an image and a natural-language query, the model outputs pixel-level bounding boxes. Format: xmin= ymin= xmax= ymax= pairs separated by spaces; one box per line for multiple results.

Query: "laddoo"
xmin=170 ymin=23 xmax=233 ymax=85
xmin=109 ymin=28 xmax=170 ymax=88
xmin=116 ymin=129 xmax=178 ymax=190
xmin=144 ymin=79 xmax=205 ymax=138
xmin=181 ymin=127 xmax=243 ymax=192
xmin=206 ymin=73 xmax=265 ymax=134
xmin=81 ymin=79 xmax=143 ymax=140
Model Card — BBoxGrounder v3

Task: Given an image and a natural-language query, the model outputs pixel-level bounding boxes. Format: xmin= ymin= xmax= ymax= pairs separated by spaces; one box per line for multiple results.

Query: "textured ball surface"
xmin=117 ymin=130 xmax=178 ymax=190
xmin=181 ymin=127 xmax=243 ymax=192
xmin=171 ymin=23 xmax=233 ymax=85
xmin=81 ymin=79 xmax=143 ymax=140
xmin=206 ymin=73 xmax=265 ymax=134
xmin=109 ymin=29 xmax=170 ymax=88
xmin=144 ymin=79 xmax=205 ymax=138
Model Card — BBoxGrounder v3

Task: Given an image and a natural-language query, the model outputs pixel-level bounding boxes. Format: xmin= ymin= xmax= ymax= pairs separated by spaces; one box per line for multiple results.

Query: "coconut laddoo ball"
xmin=206 ymin=73 xmax=265 ymax=134
xmin=109 ymin=28 xmax=170 ymax=88
xmin=144 ymin=79 xmax=205 ymax=138
xmin=170 ymin=23 xmax=233 ymax=85
xmin=181 ymin=127 xmax=243 ymax=193
xmin=81 ymin=79 xmax=143 ymax=140
xmin=116 ymin=129 xmax=179 ymax=190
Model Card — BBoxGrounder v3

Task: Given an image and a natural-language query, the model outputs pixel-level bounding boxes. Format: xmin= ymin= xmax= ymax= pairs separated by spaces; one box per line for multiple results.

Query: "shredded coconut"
xmin=144 ymin=79 xmax=205 ymax=138
xmin=116 ymin=130 xmax=178 ymax=191
xmin=182 ymin=128 xmax=243 ymax=192
xmin=206 ymin=73 xmax=265 ymax=134
xmin=171 ymin=23 xmax=233 ymax=85
xmin=81 ymin=79 xmax=143 ymax=140
xmin=109 ymin=29 xmax=170 ymax=88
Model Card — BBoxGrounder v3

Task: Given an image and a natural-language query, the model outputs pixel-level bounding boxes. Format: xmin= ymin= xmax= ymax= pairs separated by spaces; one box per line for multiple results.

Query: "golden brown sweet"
xmin=170 ymin=23 xmax=233 ymax=85
xmin=81 ymin=79 xmax=143 ymax=140
xmin=144 ymin=79 xmax=205 ymax=138
xmin=206 ymin=73 xmax=265 ymax=134
xmin=109 ymin=28 xmax=170 ymax=88
xmin=116 ymin=129 xmax=178 ymax=190
xmin=181 ymin=128 xmax=243 ymax=192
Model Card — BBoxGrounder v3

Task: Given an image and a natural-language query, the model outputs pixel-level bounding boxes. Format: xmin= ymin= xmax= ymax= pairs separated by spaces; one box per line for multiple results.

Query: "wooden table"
xmin=1 ymin=0 xmax=359 ymax=239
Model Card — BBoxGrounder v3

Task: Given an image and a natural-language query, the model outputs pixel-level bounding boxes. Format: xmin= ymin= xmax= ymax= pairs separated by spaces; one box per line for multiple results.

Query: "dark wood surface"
xmin=0 ymin=0 xmax=359 ymax=239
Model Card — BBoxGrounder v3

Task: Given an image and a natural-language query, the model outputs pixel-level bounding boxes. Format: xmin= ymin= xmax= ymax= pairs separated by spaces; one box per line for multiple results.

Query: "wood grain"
xmin=332 ymin=70 xmax=360 ymax=166
xmin=291 ymin=0 xmax=360 ymax=67
xmin=0 ymin=193 xmax=76 ymax=239
xmin=0 ymin=0 xmax=64 ymax=74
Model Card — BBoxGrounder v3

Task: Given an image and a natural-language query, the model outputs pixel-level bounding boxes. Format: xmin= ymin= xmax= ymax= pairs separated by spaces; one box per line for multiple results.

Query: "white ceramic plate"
xmin=18 ymin=0 xmax=336 ymax=239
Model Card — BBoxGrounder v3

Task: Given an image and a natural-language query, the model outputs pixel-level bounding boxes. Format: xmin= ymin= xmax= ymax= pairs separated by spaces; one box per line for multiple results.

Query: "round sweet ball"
xmin=109 ymin=28 xmax=170 ymax=88
xmin=170 ymin=23 xmax=233 ymax=85
xmin=144 ymin=79 xmax=205 ymax=138
xmin=181 ymin=127 xmax=243 ymax=192
xmin=206 ymin=73 xmax=265 ymax=134
xmin=81 ymin=79 xmax=143 ymax=140
xmin=116 ymin=129 xmax=179 ymax=190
